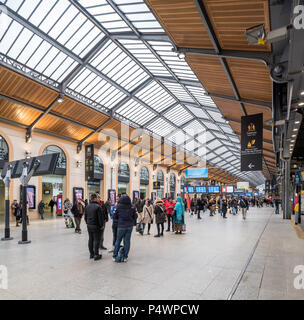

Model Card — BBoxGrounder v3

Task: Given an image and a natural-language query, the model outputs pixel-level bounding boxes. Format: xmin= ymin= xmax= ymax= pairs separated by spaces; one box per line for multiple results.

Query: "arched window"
xmin=157 ymin=170 xmax=164 ymax=185
xmin=170 ymin=173 xmax=176 ymax=190
xmin=0 ymin=135 xmax=9 ymax=162
xmin=140 ymin=166 xmax=149 ymax=185
xmin=118 ymin=162 xmax=130 ymax=182
xmin=181 ymin=176 xmax=185 ymax=187
xmin=42 ymin=145 xmax=66 ymax=170
xmin=94 ymin=155 xmax=104 ymax=175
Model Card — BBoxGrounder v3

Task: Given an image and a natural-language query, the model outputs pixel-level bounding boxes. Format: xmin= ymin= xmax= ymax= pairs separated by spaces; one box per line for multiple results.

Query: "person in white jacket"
xmin=141 ymin=199 xmax=154 ymax=235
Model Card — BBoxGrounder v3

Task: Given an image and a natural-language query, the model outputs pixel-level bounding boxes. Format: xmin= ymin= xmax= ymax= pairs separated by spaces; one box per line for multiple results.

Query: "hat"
xmin=155 ymin=198 xmax=163 ymax=204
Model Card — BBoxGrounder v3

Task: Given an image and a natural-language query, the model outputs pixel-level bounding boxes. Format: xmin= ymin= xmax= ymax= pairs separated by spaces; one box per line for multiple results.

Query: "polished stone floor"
xmin=0 ymin=207 xmax=303 ymax=300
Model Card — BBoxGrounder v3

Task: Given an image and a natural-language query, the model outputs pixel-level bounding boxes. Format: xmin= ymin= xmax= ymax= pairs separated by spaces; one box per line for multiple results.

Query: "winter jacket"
xmin=165 ymin=200 xmax=175 ymax=215
xmin=113 ymin=195 xmax=138 ymax=229
xmin=71 ymin=202 xmax=85 ymax=218
xmin=110 ymin=205 xmax=118 ymax=225
xmin=154 ymin=203 xmax=166 ymax=224
xmin=84 ymin=201 xmax=105 ymax=230
xmin=38 ymin=201 xmax=45 ymax=214
xmin=142 ymin=204 xmax=154 ymax=224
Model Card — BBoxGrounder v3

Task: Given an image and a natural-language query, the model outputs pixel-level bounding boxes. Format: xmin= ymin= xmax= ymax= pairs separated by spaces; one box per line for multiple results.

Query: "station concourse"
xmin=0 ymin=0 xmax=304 ymax=301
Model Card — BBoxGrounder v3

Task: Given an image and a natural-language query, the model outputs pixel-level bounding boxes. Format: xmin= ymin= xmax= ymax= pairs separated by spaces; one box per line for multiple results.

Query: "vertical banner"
xmin=241 ymin=113 xmax=263 ymax=171
xmin=85 ymin=144 xmax=94 ymax=181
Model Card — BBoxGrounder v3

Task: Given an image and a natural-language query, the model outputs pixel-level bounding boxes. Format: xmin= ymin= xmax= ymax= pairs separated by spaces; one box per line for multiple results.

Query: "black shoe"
xmin=154 ymin=234 xmax=160 ymax=237
xmin=94 ymin=255 xmax=102 ymax=261
xmin=160 ymin=233 xmax=164 ymax=237
xmin=166 ymin=230 xmax=170 ymax=232
xmin=100 ymin=246 xmax=107 ymax=250
xmin=90 ymin=254 xmax=94 ymax=259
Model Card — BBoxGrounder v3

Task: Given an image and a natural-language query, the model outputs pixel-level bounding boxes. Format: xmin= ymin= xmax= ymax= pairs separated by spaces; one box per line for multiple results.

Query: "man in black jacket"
xmin=84 ymin=193 xmax=105 ymax=261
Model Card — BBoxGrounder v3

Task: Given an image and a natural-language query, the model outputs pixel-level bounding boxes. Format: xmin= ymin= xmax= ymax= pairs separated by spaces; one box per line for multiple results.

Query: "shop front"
xmin=42 ymin=145 xmax=66 ymax=218
xmin=118 ymin=162 xmax=130 ymax=196
xmin=0 ymin=135 xmax=9 ymax=223
xmin=156 ymin=170 xmax=164 ymax=199
xmin=170 ymin=173 xmax=176 ymax=199
xmin=140 ymin=167 xmax=149 ymax=199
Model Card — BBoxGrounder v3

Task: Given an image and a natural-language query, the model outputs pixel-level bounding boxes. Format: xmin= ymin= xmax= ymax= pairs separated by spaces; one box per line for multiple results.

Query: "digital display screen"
xmin=185 ymin=168 xmax=208 ymax=179
xmin=195 ymin=186 xmax=207 ymax=193
xmin=222 ymin=186 xmax=234 ymax=193
xmin=184 ymin=186 xmax=194 ymax=193
xmin=208 ymin=186 xmax=220 ymax=193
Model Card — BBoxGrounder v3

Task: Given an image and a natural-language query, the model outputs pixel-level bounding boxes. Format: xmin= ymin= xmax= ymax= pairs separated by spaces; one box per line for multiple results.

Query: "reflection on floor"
xmin=0 ymin=207 xmax=303 ymax=300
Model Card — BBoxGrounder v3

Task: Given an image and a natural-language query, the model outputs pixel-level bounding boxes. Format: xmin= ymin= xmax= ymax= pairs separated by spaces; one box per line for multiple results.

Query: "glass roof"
xmin=0 ymin=0 xmax=265 ymax=185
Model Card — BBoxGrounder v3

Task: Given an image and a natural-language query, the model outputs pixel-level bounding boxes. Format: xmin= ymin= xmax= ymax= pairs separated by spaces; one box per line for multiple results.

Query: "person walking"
xmin=38 ymin=200 xmax=45 ymax=220
xmin=97 ymin=194 xmax=108 ymax=251
xmin=141 ymin=199 xmax=154 ymax=235
xmin=173 ymin=196 xmax=185 ymax=234
xmin=222 ymin=198 xmax=228 ymax=219
xmin=274 ymin=196 xmax=280 ymax=214
xmin=11 ymin=200 xmax=21 ymax=227
xmin=113 ymin=194 xmax=138 ymax=263
xmin=84 ymin=193 xmax=105 ymax=261
xmin=49 ymin=198 xmax=56 ymax=215
xmin=153 ymin=198 xmax=166 ymax=237
xmin=239 ymin=197 xmax=248 ymax=220
xmin=71 ymin=198 xmax=85 ymax=233
xmin=63 ymin=199 xmax=74 ymax=228
xmin=165 ymin=197 xmax=175 ymax=231
xmin=196 ymin=197 xmax=202 ymax=219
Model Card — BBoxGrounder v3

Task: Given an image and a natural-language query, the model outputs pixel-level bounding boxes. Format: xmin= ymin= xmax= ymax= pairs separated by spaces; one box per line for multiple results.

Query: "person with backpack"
xmin=239 ymin=197 xmax=248 ymax=220
xmin=173 ymin=197 xmax=185 ymax=234
xmin=153 ymin=198 xmax=166 ymax=237
xmin=141 ymin=199 xmax=154 ymax=235
xmin=222 ymin=198 xmax=228 ymax=219
xmin=96 ymin=193 xmax=108 ymax=251
xmin=11 ymin=200 xmax=21 ymax=227
xmin=113 ymin=194 xmax=138 ymax=263
xmin=49 ymin=198 xmax=56 ymax=215
xmin=109 ymin=198 xmax=118 ymax=253
xmin=208 ymin=198 xmax=216 ymax=216
xmin=64 ymin=199 xmax=74 ymax=228
xmin=38 ymin=200 xmax=45 ymax=220
xmin=84 ymin=193 xmax=105 ymax=261
xmin=71 ymin=198 xmax=85 ymax=234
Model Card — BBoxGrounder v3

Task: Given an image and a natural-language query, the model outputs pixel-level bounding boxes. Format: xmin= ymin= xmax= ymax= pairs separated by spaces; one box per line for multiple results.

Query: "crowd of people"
xmin=10 ymin=191 xmax=280 ymax=264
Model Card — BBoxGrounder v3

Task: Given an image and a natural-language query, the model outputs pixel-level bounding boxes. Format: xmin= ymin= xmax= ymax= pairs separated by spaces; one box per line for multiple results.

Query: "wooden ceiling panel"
xmin=0 ymin=98 xmax=42 ymax=125
xmin=52 ymin=97 xmax=110 ymax=129
xmin=213 ymin=98 xmax=241 ymax=119
xmin=187 ymin=54 xmax=235 ymax=96
xmin=204 ymin=0 xmax=271 ymax=51
xmin=227 ymin=59 xmax=272 ymax=102
xmin=146 ymin=0 xmax=213 ymax=48
xmin=0 ymin=67 xmax=58 ymax=108
xmin=244 ymin=104 xmax=272 ymax=123
xmin=36 ymin=115 xmax=92 ymax=141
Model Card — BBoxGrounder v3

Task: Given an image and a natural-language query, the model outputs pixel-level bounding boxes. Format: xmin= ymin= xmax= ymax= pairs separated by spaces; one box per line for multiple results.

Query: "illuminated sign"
xmin=185 ymin=168 xmax=208 ymax=179
xmin=195 ymin=186 xmax=207 ymax=193
xmin=222 ymin=186 xmax=234 ymax=193
xmin=208 ymin=186 xmax=220 ymax=193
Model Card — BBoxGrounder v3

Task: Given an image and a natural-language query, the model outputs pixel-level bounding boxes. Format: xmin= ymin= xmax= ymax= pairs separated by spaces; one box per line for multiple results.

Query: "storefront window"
xmin=43 ymin=145 xmax=66 ymax=169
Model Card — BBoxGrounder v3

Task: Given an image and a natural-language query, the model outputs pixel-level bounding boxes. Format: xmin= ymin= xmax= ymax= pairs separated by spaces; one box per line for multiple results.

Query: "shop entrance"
xmin=87 ymin=180 xmax=102 ymax=199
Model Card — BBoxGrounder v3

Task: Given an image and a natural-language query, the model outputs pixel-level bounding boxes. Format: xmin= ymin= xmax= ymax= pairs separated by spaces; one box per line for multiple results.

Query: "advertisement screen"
xmin=208 ymin=186 xmax=220 ymax=193
xmin=185 ymin=168 xmax=208 ymax=179
xmin=195 ymin=186 xmax=207 ymax=193
xmin=237 ymin=182 xmax=249 ymax=190
xmin=222 ymin=186 xmax=234 ymax=193
xmin=184 ymin=186 xmax=195 ymax=193
xmin=133 ymin=190 xmax=139 ymax=201
xmin=57 ymin=194 xmax=63 ymax=214
xmin=108 ymin=189 xmax=116 ymax=206
xmin=26 ymin=186 xmax=36 ymax=209
xmin=73 ymin=187 xmax=84 ymax=204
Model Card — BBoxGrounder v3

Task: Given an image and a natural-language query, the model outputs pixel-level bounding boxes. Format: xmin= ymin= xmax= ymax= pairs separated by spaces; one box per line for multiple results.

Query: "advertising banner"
xmin=241 ymin=113 xmax=263 ymax=171
xmin=237 ymin=182 xmax=249 ymax=190
xmin=185 ymin=168 xmax=208 ymax=179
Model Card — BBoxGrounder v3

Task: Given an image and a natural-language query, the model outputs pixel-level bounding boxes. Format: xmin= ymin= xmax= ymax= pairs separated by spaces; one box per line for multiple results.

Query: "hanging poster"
xmin=241 ymin=113 xmax=263 ymax=171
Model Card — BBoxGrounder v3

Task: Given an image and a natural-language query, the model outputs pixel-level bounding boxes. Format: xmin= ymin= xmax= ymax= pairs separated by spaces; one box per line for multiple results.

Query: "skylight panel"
xmin=115 ymin=99 xmax=155 ymax=126
xmin=183 ymin=120 xmax=205 ymax=137
xmin=164 ymin=105 xmax=193 ymax=126
xmin=207 ymin=139 xmax=222 ymax=149
xmin=186 ymin=105 xmax=209 ymax=119
xmin=161 ymin=81 xmax=194 ymax=103
xmin=147 ymin=118 xmax=175 ymax=137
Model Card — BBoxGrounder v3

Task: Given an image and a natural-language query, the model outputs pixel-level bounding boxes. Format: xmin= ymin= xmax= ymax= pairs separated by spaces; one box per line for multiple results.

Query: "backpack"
xmin=115 ymin=246 xmax=125 ymax=262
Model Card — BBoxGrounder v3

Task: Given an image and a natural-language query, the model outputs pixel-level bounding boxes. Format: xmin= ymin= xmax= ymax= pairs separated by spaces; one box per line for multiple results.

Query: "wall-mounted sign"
xmin=237 ymin=182 xmax=249 ymax=190
xmin=222 ymin=186 xmax=234 ymax=193
xmin=85 ymin=144 xmax=94 ymax=181
xmin=208 ymin=186 xmax=220 ymax=193
xmin=185 ymin=168 xmax=208 ymax=179
xmin=241 ymin=113 xmax=263 ymax=171
xmin=195 ymin=186 xmax=207 ymax=193
xmin=153 ymin=181 xmax=161 ymax=189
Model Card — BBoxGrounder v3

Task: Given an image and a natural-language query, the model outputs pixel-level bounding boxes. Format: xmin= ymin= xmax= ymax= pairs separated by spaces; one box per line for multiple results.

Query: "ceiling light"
xmin=178 ymin=52 xmax=186 ymax=59
xmin=57 ymin=97 xmax=64 ymax=103
xmin=293 ymin=128 xmax=298 ymax=131
xmin=291 ymin=140 xmax=295 ymax=143
xmin=295 ymin=121 xmax=300 ymax=124
xmin=299 ymin=102 xmax=304 ymax=106
xmin=301 ymin=91 xmax=304 ymax=96
xmin=292 ymin=134 xmax=296 ymax=137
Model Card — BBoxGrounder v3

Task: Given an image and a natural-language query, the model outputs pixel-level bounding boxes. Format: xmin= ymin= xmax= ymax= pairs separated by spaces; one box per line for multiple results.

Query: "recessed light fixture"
xmin=299 ymin=102 xmax=304 ymax=106
xmin=57 ymin=97 xmax=64 ymax=103
xmin=301 ymin=91 xmax=304 ymax=96
xmin=178 ymin=52 xmax=186 ymax=59
xmin=293 ymin=128 xmax=298 ymax=131
xmin=292 ymin=134 xmax=297 ymax=137
xmin=295 ymin=121 xmax=300 ymax=124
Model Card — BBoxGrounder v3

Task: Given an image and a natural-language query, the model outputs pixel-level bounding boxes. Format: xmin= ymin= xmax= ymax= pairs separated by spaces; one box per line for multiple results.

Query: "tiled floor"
xmin=0 ymin=207 xmax=303 ymax=300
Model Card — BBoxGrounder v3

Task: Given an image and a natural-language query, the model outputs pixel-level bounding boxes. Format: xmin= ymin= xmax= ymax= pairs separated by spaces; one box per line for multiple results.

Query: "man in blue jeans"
xmin=113 ymin=194 xmax=137 ymax=263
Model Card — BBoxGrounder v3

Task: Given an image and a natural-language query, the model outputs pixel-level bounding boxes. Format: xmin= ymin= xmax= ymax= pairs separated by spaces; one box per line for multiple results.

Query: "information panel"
xmin=222 ymin=186 xmax=234 ymax=193
xmin=241 ymin=113 xmax=263 ymax=171
xmin=185 ymin=168 xmax=208 ymax=179
xmin=85 ymin=144 xmax=94 ymax=181
xmin=208 ymin=186 xmax=220 ymax=193
xmin=195 ymin=186 xmax=207 ymax=193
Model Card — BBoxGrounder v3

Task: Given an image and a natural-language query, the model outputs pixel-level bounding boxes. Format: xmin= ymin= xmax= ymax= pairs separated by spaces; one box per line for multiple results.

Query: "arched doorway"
xmin=42 ymin=145 xmax=66 ymax=218
xmin=118 ymin=162 xmax=130 ymax=196
xmin=87 ymin=155 xmax=104 ymax=199
xmin=0 ymin=135 xmax=9 ymax=223
xmin=140 ymin=167 xmax=149 ymax=199
xmin=170 ymin=173 xmax=176 ymax=199
xmin=156 ymin=170 xmax=164 ymax=199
